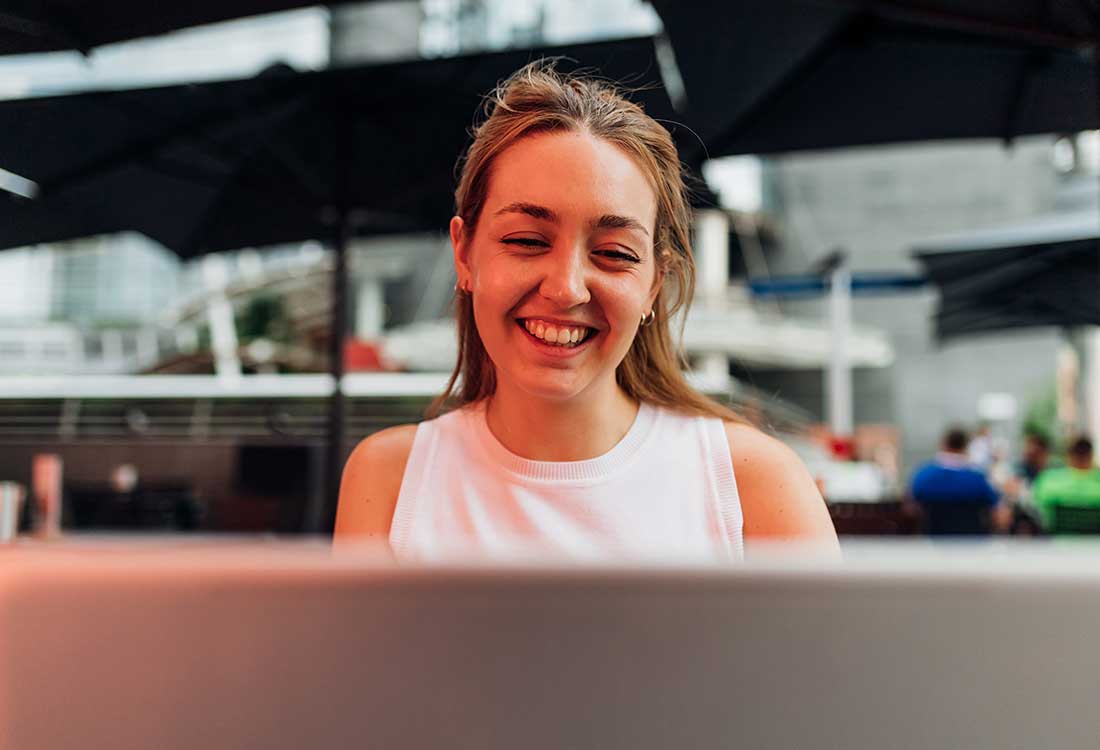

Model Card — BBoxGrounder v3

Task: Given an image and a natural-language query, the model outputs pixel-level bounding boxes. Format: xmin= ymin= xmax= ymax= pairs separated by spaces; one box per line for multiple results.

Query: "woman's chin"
xmin=518 ymin=382 xmax=586 ymax=403
xmin=505 ymin=369 xmax=595 ymax=404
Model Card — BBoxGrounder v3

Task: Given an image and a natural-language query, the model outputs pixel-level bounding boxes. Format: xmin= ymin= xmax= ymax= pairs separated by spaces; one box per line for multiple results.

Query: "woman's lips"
xmin=515 ymin=319 xmax=598 ymax=356
xmin=519 ymin=317 xmax=594 ymax=343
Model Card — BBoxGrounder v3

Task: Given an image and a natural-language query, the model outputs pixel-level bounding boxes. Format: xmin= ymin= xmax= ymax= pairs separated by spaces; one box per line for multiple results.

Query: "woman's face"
xmin=452 ymin=130 xmax=661 ymax=404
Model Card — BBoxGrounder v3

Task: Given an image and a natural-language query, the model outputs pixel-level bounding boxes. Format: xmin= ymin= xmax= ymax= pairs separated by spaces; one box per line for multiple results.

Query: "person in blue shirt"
xmin=909 ymin=427 xmax=1000 ymax=535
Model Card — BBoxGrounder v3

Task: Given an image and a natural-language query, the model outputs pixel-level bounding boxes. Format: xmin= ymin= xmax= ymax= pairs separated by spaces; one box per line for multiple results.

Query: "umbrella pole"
xmin=323 ymin=214 xmax=351 ymax=532
xmin=826 ymin=260 xmax=853 ymax=440
xmin=1089 ymin=52 xmax=1100 ymax=448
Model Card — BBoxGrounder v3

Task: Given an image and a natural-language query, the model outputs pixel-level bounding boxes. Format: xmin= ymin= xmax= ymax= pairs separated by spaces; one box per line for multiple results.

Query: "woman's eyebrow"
xmin=592 ymin=214 xmax=649 ymax=237
xmin=494 ymin=203 xmax=649 ymax=237
xmin=494 ymin=201 xmax=558 ymax=222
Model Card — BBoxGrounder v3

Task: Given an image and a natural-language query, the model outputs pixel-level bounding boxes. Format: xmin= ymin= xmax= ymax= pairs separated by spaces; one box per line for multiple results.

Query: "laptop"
xmin=1 ymin=538 xmax=1097 ymax=749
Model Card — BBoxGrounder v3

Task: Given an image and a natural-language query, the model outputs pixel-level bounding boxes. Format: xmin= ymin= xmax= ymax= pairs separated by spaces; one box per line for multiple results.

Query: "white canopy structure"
xmin=379 ymin=310 xmax=894 ymax=373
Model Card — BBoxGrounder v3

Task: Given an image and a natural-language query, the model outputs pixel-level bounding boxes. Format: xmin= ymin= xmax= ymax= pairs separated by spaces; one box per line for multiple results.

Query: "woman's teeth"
xmin=523 ymin=319 xmax=589 ymax=347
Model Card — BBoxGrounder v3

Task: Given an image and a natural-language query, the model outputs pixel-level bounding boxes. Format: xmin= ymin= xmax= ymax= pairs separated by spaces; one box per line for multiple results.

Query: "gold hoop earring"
xmin=640 ymin=310 xmax=655 ymax=327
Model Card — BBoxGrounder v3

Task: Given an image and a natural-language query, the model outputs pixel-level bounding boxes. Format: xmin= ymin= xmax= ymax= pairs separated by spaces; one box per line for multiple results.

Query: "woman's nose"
xmin=538 ymin=250 xmax=591 ymax=308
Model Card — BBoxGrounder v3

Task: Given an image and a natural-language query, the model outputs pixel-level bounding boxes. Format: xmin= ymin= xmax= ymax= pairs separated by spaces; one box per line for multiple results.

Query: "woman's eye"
xmin=502 ymin=237 xmax=548 ymax=248
xmin=597 ymin=249 xmax=640 ymax=263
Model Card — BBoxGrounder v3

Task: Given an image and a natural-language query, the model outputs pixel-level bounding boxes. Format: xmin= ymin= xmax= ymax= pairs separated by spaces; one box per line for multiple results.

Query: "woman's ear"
xmin=646 ymin=262 xmax=665 ymax=312
xmin=450 ymin=216 xmax=471 ymax=286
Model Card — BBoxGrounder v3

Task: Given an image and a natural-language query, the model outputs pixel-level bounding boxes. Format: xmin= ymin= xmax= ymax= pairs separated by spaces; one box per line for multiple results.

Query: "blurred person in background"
xmin=334 ymin=61 xmax=837 ymax=559
xmin=1001 ymin=432 xmax=1050 ymax=535
xmin=1033 ymin=436 xmax=1100 ymax=531
xmin=1016 ymin=432 xmax=1052 ymax=485
xmin=908 ymin=427 xmax=1003 ymax=536
xmin=968 ymin=422 xmax=994 ymax=474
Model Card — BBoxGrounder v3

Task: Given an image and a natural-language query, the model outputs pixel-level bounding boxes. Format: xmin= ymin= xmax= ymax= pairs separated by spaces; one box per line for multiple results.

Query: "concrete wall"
xmin=758 ymin=137 xmax=1065 ymax=472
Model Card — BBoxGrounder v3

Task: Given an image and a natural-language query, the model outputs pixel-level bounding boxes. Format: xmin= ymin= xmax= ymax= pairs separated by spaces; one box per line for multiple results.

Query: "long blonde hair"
xmin=428 ymin=60 xmax=744 ymax=424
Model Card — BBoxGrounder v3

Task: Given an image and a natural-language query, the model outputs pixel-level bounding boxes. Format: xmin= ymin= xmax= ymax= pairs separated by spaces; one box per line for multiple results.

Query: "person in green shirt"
xmin=1033 ymin=436 xmax=1100 ymax=532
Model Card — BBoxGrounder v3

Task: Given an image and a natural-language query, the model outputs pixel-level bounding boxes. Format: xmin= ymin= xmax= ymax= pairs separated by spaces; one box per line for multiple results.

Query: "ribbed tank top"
xmin=389 ymin=401 xmax=744 ymax=561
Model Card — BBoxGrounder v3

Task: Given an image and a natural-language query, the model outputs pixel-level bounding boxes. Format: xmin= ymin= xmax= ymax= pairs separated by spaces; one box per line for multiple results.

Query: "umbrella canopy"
xmin=0 ymin=36 xmax=677 ymax=256
xmin=651 ymin=0 xmax=1100 ymax=156
xmin=0 ymin=0 xmax=359 ymax=55
xmin=913 ymin=211 xmax=1100 ymax=340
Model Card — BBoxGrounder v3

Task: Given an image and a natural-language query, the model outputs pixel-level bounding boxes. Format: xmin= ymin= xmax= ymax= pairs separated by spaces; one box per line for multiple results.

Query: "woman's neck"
xmin=484 ymin=381 xmax=639 ymax=462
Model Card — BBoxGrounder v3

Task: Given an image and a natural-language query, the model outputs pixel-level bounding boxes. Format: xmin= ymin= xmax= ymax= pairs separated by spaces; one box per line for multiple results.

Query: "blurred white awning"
xmin=682 ymin=307 xmax=893 ymax=369
xmin=380 ymin=309 xmax=894 ymax=372
xmin=913 ymin=210 xmax=1099 ymax=255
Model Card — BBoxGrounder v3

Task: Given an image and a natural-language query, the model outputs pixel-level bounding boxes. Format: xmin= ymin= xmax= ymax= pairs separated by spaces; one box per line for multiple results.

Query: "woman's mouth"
xmin=516 ymin=318 xmax=597 ymax=349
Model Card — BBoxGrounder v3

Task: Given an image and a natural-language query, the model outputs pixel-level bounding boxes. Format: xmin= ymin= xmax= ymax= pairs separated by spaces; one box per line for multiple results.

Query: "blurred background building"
xmin=753 ymin=137 xmax=1081 ymax=470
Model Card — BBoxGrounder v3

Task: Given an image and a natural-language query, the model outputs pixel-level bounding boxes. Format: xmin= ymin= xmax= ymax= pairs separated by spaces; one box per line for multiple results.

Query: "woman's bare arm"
xmin=724 ymin=422 xmax=839 ymax=546
xmin=333 ymin=424 xmax=418 ymax=543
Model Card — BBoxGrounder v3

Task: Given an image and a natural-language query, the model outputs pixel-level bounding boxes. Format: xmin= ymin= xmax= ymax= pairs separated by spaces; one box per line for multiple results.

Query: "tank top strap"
xmin=388 ymin=417 xmax=440 ymax=555
xmin=699 ymin=415 xmax=743 ymax=558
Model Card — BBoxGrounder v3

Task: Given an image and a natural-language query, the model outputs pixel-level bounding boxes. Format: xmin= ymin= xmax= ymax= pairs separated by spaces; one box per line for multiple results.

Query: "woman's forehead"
xmin=483 ymin=131 xmax=657 ymax=227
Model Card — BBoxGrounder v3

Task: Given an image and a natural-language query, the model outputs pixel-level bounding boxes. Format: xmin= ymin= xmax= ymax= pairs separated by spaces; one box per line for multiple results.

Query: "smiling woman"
xmin=334 ymin=61 xmax=837 ymax=559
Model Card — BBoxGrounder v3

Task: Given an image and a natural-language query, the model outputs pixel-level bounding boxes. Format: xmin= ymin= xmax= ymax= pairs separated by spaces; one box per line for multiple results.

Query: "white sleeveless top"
xmin=389 ymin=402 xmax=744 ymax=562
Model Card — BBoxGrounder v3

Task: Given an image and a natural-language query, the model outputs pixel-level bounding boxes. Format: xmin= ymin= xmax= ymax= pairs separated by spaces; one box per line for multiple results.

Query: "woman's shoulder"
xmin=721 ymin=420 xmax=838 ymax=544
xmin=351 ymin=423 xmax=420 ymax=464
xmin=721 ymin=421 xmax=810 ymax=493
xmin=721 ymin=421 xmax=800 ymax=467
xmin=333 ymin=423 xmax=419 ymax=541
xmin=344 ymin=422 xmax=422 ymax=494
xmin=348 ymin=405 xmax=472 ymax=465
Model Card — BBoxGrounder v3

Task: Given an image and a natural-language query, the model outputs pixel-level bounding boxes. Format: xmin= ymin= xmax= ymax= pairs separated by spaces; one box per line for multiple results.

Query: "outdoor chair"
xmin=1048 ymin=505 xmax=1100 ymax=536
xmin=828 ymin=501 xmax=920 ymax=536
xmin=65 ymin=482 xmax=200 ymax=531
xmin=919 ymin=501 xmax=992 ymax=537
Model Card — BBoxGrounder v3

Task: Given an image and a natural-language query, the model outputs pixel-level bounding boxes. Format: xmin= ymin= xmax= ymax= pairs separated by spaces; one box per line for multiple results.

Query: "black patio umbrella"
xmin=0 ymin=36 xmax=679 ymax=529
xmin=913 ymin=212 xmax=1100 ymax=340
xmin=0 ymin=36 xmax=678 ymax=253
xmin=651 ymin=0 xmax=1100 ymax=156
xmin=0 ymin=0 xmax=360 ymax=55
